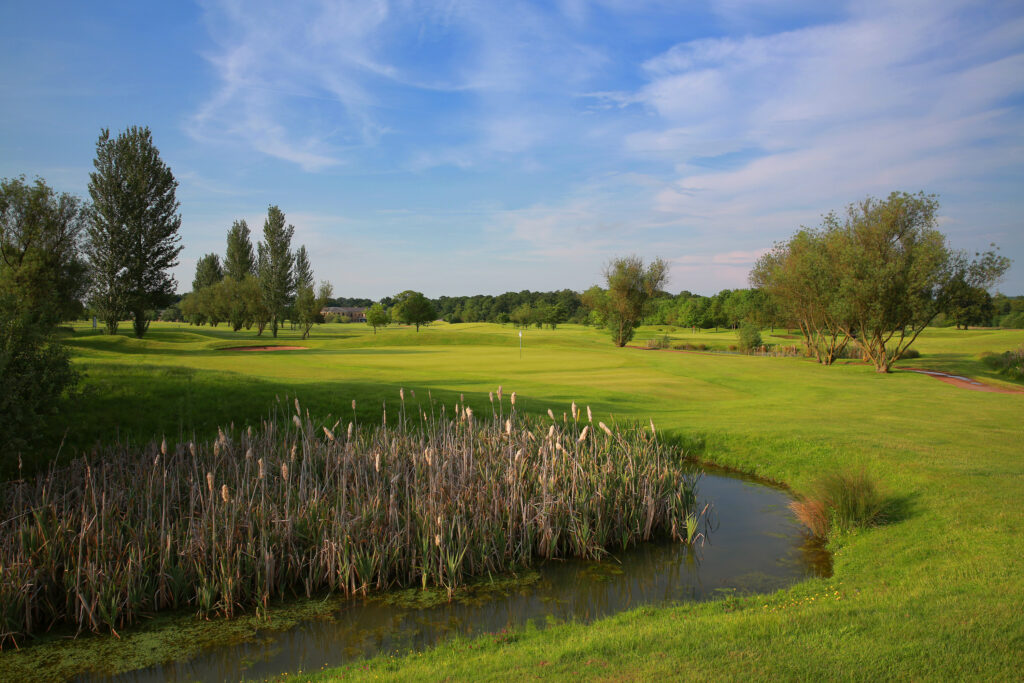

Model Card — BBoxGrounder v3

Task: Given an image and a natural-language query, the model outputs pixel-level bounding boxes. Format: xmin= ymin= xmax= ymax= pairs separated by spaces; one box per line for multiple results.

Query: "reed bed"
xmin=0 ymin=390 xmax=701 ymax=647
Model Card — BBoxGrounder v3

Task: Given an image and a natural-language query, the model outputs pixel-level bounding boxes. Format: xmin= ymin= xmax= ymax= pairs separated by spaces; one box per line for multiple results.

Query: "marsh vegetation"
xmin=0 ymin=390 xmax=702 ymax=647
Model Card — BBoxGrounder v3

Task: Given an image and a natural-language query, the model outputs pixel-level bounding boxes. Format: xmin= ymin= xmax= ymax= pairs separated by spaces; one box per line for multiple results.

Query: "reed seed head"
xmin=400 ymin=388 xmax=405 ymax=401
xmin=281 ymin=462 xmax=289 ymax=481
xmin=290 ymin=444 xmax=297 ymax=461
xmin=161 ymin=437 xmax=167 ymax=456
xmin=497 ymin=385 xmax=503 ymax=401
xmin=347 ymin=422 xmax=353 ymax=440
xmin=221 ymin=484 xmax=230 ymax=503
xmin=323 ymin=427 xmax=335 ymax=442
xmin=246 ymin=448 xmax=253 ymax=460
xmin=352 ymin=399 xmax=356 ymax=410
xmin=374 ymin=452 xmax=381 ymax=473
xmin=578 ymin=425 xmax=589 ymax=442
xmin=190 ymin=442 xmax=196 ymax=457
xmin=548 ymin=425 xmax=555 ymax=439
xmin=587 ymin=406 xmax=593 ymax=423
xmin=547 ymin=409 xmax=555 ymax=421
xmin=295 ymin=397 xmax=301 ymax=415
xmin=505 ymin=419 xmax=512 ymax=435
xmin=258 ymin=458 xmax=265 ymax=479
xmin=489 ymin=391 xmax=494 ymax=403
xmin=511 ymin=392 xmax=516 ymax=406
xmin=206 ymin=472 xmax=214 ymax=493
xmin=435 ymin=534 xmax=441 ymax=547
xmin=599 ymin=422 xmax=612 ymax=437
xmin=293 ymin=415 xmax=302 ymax=429
xmin=571 ymin=402 xmax=577 ymax=420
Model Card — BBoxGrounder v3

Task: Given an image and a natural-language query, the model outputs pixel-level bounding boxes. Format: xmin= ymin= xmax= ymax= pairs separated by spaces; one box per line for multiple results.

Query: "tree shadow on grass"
xmin=881 ymin=490 xmax=921 ymax=526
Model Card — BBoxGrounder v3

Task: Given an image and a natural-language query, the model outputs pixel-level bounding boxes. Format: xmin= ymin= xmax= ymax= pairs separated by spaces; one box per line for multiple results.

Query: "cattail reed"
xmin=0 ymin=392 xmax=701 ymax=647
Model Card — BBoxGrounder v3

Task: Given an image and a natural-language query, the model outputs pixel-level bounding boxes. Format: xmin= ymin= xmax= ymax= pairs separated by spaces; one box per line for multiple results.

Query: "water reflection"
xmin=84 ymin=471 xmax=829 ymax=682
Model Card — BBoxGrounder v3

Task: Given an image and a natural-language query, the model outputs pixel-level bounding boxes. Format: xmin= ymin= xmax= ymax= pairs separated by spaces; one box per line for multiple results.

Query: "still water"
xmin=86 ymin=470 xmax=830 ymax=682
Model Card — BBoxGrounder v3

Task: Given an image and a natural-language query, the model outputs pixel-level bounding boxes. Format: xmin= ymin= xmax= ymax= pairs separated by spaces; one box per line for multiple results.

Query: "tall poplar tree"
xmin=225 ymin=219 xmax=255 ymax=280
xmin=192 ymin=253 xmax=223 ymax=291
xmin=86 ymin=126 xmax=182 ymax=337
xmin=256 ymin=205 xmax=295 ymax=338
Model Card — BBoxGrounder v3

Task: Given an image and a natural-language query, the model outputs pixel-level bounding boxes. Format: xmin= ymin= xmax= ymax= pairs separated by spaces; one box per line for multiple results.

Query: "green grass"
xmin=6 ymin=320 xmax=1024 ymax=680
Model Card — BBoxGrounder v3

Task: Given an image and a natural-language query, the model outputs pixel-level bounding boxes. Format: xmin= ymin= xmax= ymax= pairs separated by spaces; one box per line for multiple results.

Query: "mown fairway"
xmin=14 ymin=322 xmax=1024 ymax=679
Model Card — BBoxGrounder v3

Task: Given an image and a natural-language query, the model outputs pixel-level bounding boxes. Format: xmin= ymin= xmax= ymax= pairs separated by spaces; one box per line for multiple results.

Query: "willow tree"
xmin=751 ymin=228 xmax=851 ymax=364
xmin=753 ymin=192 xmax=1010 ymax=373
xmin=86 ymin=126 xmax=182 ymax=337
xmin=596 ymin=256 xmax=668 ymax=347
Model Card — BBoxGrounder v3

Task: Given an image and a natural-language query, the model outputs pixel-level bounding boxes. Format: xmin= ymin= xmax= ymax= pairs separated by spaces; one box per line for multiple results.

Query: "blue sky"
xmin=2 ymin=0 xmax=1023 ymax=297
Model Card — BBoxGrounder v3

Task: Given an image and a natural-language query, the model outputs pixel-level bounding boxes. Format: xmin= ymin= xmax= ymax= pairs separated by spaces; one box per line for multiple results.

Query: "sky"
xmin=2 ymin=0 xmax=1023 ymax=298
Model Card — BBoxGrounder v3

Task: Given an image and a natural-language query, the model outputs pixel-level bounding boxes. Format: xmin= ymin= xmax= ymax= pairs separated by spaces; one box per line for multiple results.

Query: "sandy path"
xmin=219 ymin=345 xmax=308 ymax=351
xmin=901 ymin=368 xmax=1022 ymax=394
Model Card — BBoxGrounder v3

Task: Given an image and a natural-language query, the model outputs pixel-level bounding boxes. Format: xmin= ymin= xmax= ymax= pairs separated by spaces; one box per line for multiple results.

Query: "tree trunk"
xmin=133 ymin=310 xmax=148 ymax=338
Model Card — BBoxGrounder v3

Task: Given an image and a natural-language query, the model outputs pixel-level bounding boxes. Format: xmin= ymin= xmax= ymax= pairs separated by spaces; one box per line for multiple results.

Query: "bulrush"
xmin=0 ymin=393 xmax=701 ymax=646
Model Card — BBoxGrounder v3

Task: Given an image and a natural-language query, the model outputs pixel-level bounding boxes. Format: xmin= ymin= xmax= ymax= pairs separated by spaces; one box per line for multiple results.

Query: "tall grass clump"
xmin=790 ymin=470 xmax=886 ymax=539
xmin=0 ymin=391 xmax=702 ymax=647
xmin=981 ymin=346 xmax=1024 ymax=380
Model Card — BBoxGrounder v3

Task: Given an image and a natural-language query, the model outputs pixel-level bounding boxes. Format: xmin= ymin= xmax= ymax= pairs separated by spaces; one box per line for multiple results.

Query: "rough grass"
xmin=2 ymin=320 xmax=1023 ymax=680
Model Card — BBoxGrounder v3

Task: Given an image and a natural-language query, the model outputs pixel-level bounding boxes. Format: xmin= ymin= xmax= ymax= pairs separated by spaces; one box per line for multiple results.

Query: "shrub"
xmin=728 ymin=344 xmax=738 ymax=351
xmin=738 ymin=324 xmax=763 ymax=352
xmin=899 ymin=348 xmax=921 ymax=360
xmin=696 ymin=343 xmax=708 ymax=351
xmin=790 ymin=470 xmax=886 ymax=539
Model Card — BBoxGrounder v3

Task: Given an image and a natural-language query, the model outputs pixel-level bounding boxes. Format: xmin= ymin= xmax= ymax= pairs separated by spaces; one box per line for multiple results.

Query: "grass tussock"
xmin=790 ymin=470 xmax=886 ymax=539
xmin=981 ymin=346 xmax=1024 ymax=380
xmin=0 ymin=391 xmax=701 ymax=647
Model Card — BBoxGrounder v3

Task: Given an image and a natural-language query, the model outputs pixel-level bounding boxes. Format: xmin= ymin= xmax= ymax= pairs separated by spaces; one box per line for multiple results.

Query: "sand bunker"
xmin=220 ymin=345 xmax=308 ymax=352
xmin=903 ymin=368 xmax=1022 ymax=394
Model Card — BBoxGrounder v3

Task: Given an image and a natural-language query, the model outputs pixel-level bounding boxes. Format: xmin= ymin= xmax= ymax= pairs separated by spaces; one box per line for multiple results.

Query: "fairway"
xmin=7 ymin=320 xmax=1017 ymax=680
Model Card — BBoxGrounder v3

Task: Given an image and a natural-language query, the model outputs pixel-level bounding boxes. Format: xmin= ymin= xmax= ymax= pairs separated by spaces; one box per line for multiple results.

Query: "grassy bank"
xmin=3 ymin=321 xmax=1023 ymax=680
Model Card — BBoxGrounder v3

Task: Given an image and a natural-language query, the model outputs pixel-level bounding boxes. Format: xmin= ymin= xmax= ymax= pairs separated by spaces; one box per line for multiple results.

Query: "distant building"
xmin=321 ymin=306 xmax=367 ymax=322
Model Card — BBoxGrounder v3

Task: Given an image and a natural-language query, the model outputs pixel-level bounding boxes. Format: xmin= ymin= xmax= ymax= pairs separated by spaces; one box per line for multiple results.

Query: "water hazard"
xmin=82 ymin=470 xmax=830 ymax=682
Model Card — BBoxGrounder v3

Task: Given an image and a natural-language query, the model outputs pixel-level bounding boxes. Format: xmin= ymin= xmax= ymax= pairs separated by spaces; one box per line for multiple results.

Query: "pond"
xmin=76 ymin=468 xmax=830 ymax=682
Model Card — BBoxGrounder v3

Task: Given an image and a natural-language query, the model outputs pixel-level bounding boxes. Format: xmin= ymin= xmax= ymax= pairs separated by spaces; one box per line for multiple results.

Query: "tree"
xmin=751 ymin=228 xmax=851 ymax=364
xmin=597 ymin=256 xmax=668 ymax=347
xmin=944 ymin=246 xmax=1011 ymax=329
xmin=256 ymin=205 xmax=295 ymax=338
xmin=831 ymin=192 xmax=967 ymax=372
xmin=193 ymin=253 xmax=223 ymax=291
xmin=1 ymin=176 xmax=85 ymax=464
xmin=365 ymin=302 xmax=390 ymax=334
xmin=86 ymin=126 xmax=182 ymax=337
xmin=0 ymin=176 xmax=89 ymax=325
xmin=753 ymin=192 xmax=1011 ymax=373
xmin=224 ymin=220 xmax=255 ymax=280
xmin=295 ymin=281 xmax=332 ymax=339
xmin=391 ymin=290 xmax=435 ymax=331
xmin=294 ymin=245 xmax=313 ymax=291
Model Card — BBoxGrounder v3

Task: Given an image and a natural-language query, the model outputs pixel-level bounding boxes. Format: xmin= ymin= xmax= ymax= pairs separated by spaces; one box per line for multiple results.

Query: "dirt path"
xmin=220 ymin=345 xmax=308 ymax=351
xmin=901 ymin=368 xmax=1022 ymax=394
